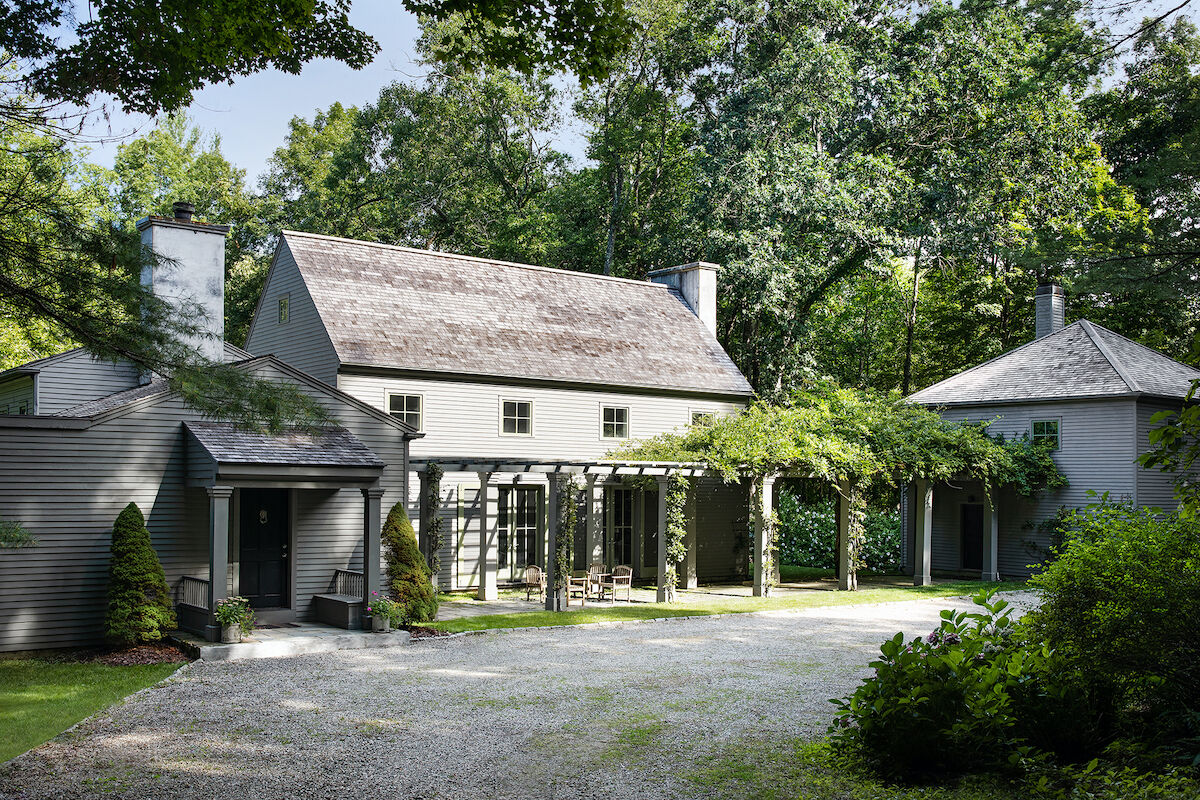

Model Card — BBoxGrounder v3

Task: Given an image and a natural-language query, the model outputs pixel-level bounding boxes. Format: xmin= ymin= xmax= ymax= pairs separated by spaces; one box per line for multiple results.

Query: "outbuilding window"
xmin=691 ymin=410 xmax=715 ymax=426
xmin=387 ymin=393 xmax=422 ymax=430
xmin=601 ymin=406 xmax=629 ymax=439
xmin=501 ymin=399 xmax=533 ymax=435
xmin=278 ymin=294 xmax=290 ymax=324
xmin=1031 ymin=419 xmax=1060 ymax=450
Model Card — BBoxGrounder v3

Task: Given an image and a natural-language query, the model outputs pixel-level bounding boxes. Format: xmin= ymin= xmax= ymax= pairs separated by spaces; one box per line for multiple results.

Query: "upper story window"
xmin=1031 ymin=419 xmax=1060 ymax=450
xmin=501 ymin=399 xmax=533 ymax=436
xmin=601 ymin=406 xmax=629 ymax=439
xmin=387 ymin=392 xmax=422 ymax=430
xmin=278 ymin=294 xmax=290 ymax=324
xmin=691 ymin=410 xmax=716 ymax=426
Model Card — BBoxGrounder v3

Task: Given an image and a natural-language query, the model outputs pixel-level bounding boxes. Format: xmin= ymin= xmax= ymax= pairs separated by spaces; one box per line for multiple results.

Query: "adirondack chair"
xmin=603 ymin=565 xmax=634 ymax=604
xmin=523 ymin=565 xmax=546 ymax=602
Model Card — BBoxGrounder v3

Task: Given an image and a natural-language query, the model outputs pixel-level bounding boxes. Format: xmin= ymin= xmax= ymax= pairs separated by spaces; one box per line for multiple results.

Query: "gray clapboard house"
xmin=0 ymin=207 xmax=419 ymax=651
xmin=244 ymin=231 xmax=757 ymax=599
xmin=902 ymin=284 xmax=1200 ymax=582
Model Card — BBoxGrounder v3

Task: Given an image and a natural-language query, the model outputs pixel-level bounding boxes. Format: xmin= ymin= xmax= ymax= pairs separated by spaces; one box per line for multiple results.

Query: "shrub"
xmin=1026 ymin=500 xmax=1200 ymax=753
xmin=776 ymin=493 xmax=901 ymax=572
xmin=214 ymin=596 xmax=254 ymax=633
xmin=104 ymin=502 xmax=176 ymax=646
xmin=382 ymin=501 xmax=438 ymax=624
xmin=830 ymin=591 xmax=1091 ymax=778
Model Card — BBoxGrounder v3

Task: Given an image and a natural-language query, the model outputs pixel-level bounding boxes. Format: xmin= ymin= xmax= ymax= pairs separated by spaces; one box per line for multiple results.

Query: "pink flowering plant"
xmin=366 ymin=591 xmax=402 ymax=627
xmin=829 ymin=590 xmax=1088 ymax=779
xmin=214 ymin=596 xmax=254 ymax=633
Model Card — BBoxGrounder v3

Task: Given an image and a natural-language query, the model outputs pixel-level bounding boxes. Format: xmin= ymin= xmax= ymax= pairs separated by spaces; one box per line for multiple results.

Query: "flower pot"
xmin=220 ymin=624 xmax=242 ymax=644
xmin=371 ymin=615 xmax=391 ymax=633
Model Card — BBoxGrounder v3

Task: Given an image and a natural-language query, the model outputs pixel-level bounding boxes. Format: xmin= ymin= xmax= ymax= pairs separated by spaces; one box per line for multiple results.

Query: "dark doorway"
xmin=961 ymin=503 xmax=984 ymax=571
xmin=239 ymin=488 xmax=290 ymax=608
xmin=643 ymin=488 xmax=659 ymax=571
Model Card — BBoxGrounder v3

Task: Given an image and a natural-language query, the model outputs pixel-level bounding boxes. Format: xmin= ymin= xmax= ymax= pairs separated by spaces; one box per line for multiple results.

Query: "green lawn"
xmin=430 ymin=579 xmax=1024 ymax=633
xmin=0 ymin=658 xmax=184 ymax=762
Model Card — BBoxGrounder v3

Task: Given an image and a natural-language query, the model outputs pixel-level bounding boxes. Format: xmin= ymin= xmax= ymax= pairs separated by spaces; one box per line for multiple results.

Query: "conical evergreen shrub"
xmin=104 ymin=502 xmax=176 ymax=646
xmin=382 ymin=501 xmax=438 ymax=624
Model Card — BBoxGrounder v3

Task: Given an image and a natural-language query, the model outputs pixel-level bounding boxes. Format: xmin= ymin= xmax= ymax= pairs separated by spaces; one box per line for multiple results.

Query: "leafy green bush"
xmin=382 ymin=501 xmax=438 ymax=624
xmin=104 ymin=502 xmax=176 ymax=646
xmin=830 ymin=591 xmax=1090 ymax=778
xmin=1026 ymin=500 xmax=1200 ymax=754
xmin=777 ymin=493 xmax=901 ymax=572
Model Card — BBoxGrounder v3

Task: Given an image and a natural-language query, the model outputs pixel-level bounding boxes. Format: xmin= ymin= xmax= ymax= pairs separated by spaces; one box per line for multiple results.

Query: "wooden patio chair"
xmin=586 ymin=561 xmax=607 ymax=601
xmin=566 ymin=572 xmax=588 ymax=606
xmin=603 ymin=565 xmax=634 ymax=604
xmin=523 ymin=565 xmax=546 ymax=602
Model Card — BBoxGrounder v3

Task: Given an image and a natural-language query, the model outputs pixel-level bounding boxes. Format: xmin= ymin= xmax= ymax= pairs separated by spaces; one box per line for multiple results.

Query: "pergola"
xmin=406 ymin=457 xmax=909 ymax=605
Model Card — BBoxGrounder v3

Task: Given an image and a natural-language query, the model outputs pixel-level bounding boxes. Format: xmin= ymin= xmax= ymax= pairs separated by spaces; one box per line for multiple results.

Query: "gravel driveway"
xmin=0 ymin=593 xmax=1035 ymax=800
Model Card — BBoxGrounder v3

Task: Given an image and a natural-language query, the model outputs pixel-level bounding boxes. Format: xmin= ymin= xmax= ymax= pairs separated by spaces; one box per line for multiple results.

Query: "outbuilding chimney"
xmin=136 ymin=202 xmax=230 ymax=363
xmin=1034 ymin=283 xmax=1066 ymax=340
xmin=647 ymin=262 xmax=719 ymax=337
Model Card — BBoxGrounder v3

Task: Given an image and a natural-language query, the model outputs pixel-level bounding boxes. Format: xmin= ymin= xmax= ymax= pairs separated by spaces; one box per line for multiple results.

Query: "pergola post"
xmin=655 ymin=475 xmax=670 ymax=602
xmin=476 ymin=472 xmax=496 ymax=601
xmin=417 ymin=471 xmax=433 ymax=587
xmin=683 ymin=482 xmax=698 ymax=589
xmin=586 ymin=474 xmax=602 ymax=566
xmin=545 ymin=475 xmax=563 ymax=610
xmin=205 ymin=485 xmax=234 ymax=642
xmin=837 ymin=479 xmax=856 ymax=591
xmin=752 ymin=475 xmax=776 ymax=597
xmin=982 ymin=491 xmax=1000 ymax=581
xmin=914 ymin=479 xmax=933 ymax=586
xmin=362 ymin=485 xmax=385 ymax=609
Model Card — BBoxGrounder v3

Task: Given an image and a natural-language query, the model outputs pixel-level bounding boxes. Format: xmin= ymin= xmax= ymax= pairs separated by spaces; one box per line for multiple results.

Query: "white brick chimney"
xmin=136 ymin=202 xmax=229 ymax=363
xmin=647 ymin=262 xmax=719 ymax=337
xmin=1035 ymin=283 xmax=1065 ymax=340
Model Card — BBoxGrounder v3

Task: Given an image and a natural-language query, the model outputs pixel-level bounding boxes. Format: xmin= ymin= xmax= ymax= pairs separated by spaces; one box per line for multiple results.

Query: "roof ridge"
xmin=908 ymin=321 xmax=1088 ymax=401
xmin=1078 ymin=320 xmax=1142 ymax=393
xmin=281 ymin=229 xmax=675 ymax=291
xmin=1085 ymin=320 xmax=1200 ymax=375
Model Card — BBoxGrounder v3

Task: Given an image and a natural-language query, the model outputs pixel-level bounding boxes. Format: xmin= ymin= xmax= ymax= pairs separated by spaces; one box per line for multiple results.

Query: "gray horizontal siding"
xmin=0 ymin=359 xmax=408 ymax=652
xmin=35 ymin=351 xmax=140 ymax=414
xmin=1135 ymin=399 xmax=1188 ymax=511
xmin=244 ymin=242 xmax=340 ymax=385
xmin=0 ymin=375 xmax=34 ymax=414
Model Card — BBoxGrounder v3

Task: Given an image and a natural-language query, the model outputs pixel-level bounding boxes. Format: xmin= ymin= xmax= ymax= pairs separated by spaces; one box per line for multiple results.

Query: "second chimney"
xmin=648 ymin=262 xmax=719 ymax=337
xmin=1035 ymin=283 xmax=1066 ymax=340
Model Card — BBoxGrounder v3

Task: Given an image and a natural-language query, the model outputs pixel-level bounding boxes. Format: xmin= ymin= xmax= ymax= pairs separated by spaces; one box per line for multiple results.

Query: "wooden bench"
xmin=313 ymin=569 xmax=364 ymax=629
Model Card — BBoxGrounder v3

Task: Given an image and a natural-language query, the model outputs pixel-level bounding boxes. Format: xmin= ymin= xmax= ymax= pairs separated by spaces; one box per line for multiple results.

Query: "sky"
xmin=79 ymin=1 xmax=433 ymax=183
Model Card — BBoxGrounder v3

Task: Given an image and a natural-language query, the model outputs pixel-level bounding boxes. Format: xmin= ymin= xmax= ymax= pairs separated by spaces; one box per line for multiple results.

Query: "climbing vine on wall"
xmin=425 ymin=462 xmax=444 ymax=581
xmin=753 ymin=478 xmax=781 ymax=595
xmin=662 ymin=475 xmax=689 ymax=602
xmin=842 ymin=482 xmax=866 ymax=591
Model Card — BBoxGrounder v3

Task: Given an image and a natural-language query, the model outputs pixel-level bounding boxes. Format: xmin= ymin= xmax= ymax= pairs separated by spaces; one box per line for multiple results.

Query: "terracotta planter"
xmin=220 ymin=624 xmax=242 ymax=644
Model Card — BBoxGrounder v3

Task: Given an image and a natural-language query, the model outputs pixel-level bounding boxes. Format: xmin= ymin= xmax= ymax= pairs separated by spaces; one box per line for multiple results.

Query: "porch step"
xmin=169 ymin=628 xmax=411 ymax=662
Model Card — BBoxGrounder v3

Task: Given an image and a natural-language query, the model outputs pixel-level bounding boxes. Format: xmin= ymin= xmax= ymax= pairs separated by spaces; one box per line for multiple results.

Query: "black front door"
xmin=240 ymin=488 xmax=289 ymax=608
xmin=961 ymin=503 xmax=984 ymax=571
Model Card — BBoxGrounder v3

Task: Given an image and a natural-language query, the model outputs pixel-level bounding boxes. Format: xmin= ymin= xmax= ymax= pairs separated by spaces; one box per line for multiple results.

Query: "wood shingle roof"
xmin=281 ymin=231 xmax=754 ymax=397
xmin=908 ymin=320 xmax=1200 ymax=406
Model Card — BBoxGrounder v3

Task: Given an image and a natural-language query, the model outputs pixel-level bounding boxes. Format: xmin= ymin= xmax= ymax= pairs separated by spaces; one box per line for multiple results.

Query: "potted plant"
xmin=366 ymin=591 xmax=400 ymax=633
xmin=214 ymin=596 xmax=254 ymax=643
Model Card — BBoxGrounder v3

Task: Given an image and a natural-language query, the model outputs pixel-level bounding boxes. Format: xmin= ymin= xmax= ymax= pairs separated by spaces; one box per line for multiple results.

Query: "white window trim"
xmin=498 ymin=397 xmax=534 ymax=437
xmin=599 ymin=404 xmax=631 ymax=440
xmin=689 ymin=408 xmax=717 ymax=426
xmin=385 ymin=390 xmax=424 ymax=432
xmin=1030 ymin=417 xmax=1062 ymax=450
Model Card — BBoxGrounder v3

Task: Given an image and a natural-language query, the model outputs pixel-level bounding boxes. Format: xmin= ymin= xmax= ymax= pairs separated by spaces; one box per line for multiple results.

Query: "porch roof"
xmin=185 ymin=421 xmax=385 ymax=487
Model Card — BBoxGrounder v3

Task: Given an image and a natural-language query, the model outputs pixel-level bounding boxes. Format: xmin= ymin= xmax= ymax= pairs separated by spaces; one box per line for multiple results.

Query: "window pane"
xmin=388 ymin=395 xmax=403 ymax=413
xmin=516 ymin=417 xmax=530 ymax=435
xmin=503 ymin=417 xmax=518 ymax=434
xmin=503 ymin=401 xmax=517 ymax=418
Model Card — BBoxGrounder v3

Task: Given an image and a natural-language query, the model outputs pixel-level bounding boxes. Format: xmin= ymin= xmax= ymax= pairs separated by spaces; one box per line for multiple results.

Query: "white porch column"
xmin=752 ymin=475 xmax=776 ymax=597
xmin=545 ymin=475 xmax=562 ymax=610
xmin=362 ymin=485 xmax=385 ymax=609
xmin=982 ymin=491 xmax=1000 ymax=581
xmin=655 ymin=475 xmax=670 ymax=602
xmin=914 ymin=480 xmax=933 ymax=586
xmin=683 ymin=482 xmax=698 ymax=589
xmin=586 ymin=475 xmax=602 ymax=565
xmin=837 ymin=479 xmax=856 ymax=591
xmin=206 ymin=485 xmax=234 ymax=642
xmin=476 ymin=472 xmax=496 ymax=601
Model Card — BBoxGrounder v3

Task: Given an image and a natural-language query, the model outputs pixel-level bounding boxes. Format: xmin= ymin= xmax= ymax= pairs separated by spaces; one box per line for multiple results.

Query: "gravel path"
xmin=0 ymin=592 xmax=1037 ymax=800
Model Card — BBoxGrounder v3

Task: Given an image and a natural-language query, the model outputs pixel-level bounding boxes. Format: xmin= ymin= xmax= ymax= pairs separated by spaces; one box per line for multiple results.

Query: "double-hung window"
xmin=387 ymin=393 xmax=422 ymax=430
xmin=501 ymin=399 xmax=533 ymax=435
xmin=1031 ymin=419 xmax=1060 ymax=450
xmin=601 ymin=406 xmax=629 ymax=439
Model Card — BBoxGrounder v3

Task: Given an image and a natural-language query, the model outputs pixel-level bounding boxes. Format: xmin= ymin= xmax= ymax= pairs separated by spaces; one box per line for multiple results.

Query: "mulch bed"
xmin=90 ymin=643 xmax=191 ymax=666
xmin=406 ymin=626 xmax=451 ymax=639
